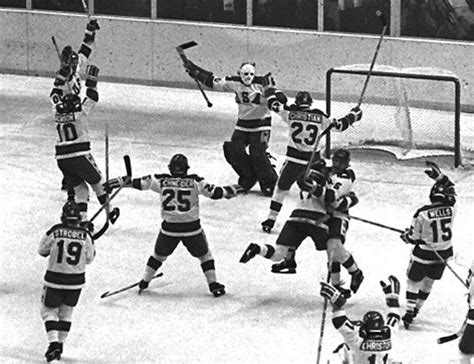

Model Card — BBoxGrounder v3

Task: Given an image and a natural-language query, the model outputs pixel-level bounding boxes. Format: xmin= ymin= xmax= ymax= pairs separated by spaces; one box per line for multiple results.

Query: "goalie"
xmin=184 ymin=60 xmax=287 ymax=196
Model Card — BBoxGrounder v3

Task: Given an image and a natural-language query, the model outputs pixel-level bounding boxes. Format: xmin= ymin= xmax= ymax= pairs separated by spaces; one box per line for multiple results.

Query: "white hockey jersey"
xmin=38 ymin=223 xmax=95 ymax=290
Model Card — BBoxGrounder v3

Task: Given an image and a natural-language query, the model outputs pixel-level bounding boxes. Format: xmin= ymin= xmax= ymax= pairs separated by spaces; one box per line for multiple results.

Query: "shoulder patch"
xmin=337 ymin=168 xmax=355 ymax=182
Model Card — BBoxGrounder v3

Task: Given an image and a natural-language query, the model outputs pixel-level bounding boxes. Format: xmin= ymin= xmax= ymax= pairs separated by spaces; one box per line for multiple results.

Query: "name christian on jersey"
xmin=289 ymin=110 xmax=323 ymax=123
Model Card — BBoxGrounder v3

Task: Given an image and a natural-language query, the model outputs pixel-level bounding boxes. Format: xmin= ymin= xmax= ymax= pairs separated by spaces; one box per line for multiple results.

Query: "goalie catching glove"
xmin=103 ymin=175 xmax=132 ymax=193
xmin=380 ymin=275 xmax=400 ymax=308
xmin=320 ymin=281 xmax=347 ymax=309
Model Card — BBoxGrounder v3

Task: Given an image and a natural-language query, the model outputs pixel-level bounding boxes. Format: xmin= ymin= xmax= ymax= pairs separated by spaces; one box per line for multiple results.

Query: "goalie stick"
xmin=176 ymin=41 xmax=213 ymax=108
xmin=90 ymin=154 xmax=131 ymax=225
xmin=100 ymin=272 xmax=164 ymax=299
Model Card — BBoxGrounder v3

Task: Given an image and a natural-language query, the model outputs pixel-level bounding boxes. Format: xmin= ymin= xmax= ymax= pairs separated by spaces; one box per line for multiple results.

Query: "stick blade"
xmin=123 ymin=155 xmax=132 ymax=177
xmin=100 ymin=291 xmax=110 ymax=299
xmin=375 ymin=10 xmax=387 ymax=27
xmin=437 ymin=334 xmax=458 ymax=344
xmin=178 ymin=41 xmax=198 ymax=50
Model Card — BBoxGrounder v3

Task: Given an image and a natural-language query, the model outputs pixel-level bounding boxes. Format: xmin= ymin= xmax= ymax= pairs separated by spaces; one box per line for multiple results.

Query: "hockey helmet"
xmin=429 ymin=181 xmax=456 ymax=205
xmin=295 ymin=91 xmax=313 ymax=107
xmin=238 ymin=62 xmax=256 ymax=86
xmin=61 ymin=46 xmax=79 ymax=69
xmin=56 ymin=93 xmax=82 ymax=114
xmin=359 ymin=311 xmax=385 ymax=338
xmin=61 ymin=200 xmax=81 ymax=225
xmin=168 ymin=154 xmax=189 ymax=176
xmin=332 ymin=149 xmax=350 ymax=173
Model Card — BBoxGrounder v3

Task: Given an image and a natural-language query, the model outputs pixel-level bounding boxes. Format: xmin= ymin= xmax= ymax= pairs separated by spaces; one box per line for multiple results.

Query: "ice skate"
xmin=261 ymin=218 xmax=275 ymax=233
xmin=209 ymin=281 xmax=226 ymax=297
xmin=240 ymin=243 xmax=260 ymax=263
xmin=271 ymin=259 xmax=297 ymax=274
xmin=350 ymin=269 xmax=364 ymax=293
xmin=44 ymin=342 xmax=61 ymax=362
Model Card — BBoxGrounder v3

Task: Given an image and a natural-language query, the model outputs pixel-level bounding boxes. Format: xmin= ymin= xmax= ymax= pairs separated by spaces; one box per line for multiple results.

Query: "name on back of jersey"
xmin=289 ymin=111 xmax=323 ymax=123
xmin=160 ymin=177 xmax=194 ymax=188
xmin=53 ymin=228 xmax=86 ymax=240
xmin=427 ymin=207 xmax=452 ymax=219
xmin=360 ymin=339 xmax=391 ymax=351
xmin=55 ymin=112 xmax=76 ymax=123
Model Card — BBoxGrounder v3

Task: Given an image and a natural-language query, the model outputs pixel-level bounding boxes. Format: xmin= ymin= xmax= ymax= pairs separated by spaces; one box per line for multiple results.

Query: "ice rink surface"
xmin=1 ymin=74 xmax=473 ymax=363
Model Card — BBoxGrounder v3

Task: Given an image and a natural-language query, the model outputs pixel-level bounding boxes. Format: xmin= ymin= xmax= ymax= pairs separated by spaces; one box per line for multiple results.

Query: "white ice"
xmin=0 ymin=74 xmax=473 ymax=363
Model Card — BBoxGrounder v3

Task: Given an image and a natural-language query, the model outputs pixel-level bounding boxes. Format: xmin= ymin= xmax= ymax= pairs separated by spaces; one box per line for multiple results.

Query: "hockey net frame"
xmin=325 ymin=65 xmax=462 ymax=167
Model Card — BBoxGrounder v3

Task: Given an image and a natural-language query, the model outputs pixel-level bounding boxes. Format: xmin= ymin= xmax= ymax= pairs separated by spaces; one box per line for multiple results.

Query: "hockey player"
xmin=321 ymin=275 xmax=401 ymax=364
xmin=39 ymin=201 xmax=95 ymax=362
xmin=400 ymin=161 xmax=456 ymax=329
xmin=240 ymin=151 xmax=361 ymax=293
xmin=261 ymin=91 xmax=362 ymax=233
xmin=271 ymin=149 xmax=364 ymax=297
xmin=50 ymin=19 xmax=100 ymax=109
xmin=184 ymin=60 xmax=287 ymax=196
xmin=104 ymin=154 xmax=245 ymax=297
xmin=54 ymin=64 xmax=115 ymax=223
xmin=459 ymin=261 xmax=474 ymax=355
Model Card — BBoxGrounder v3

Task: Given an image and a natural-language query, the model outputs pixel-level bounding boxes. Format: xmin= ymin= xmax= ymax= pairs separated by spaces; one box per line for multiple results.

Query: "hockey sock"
xmin=330 ymin=262 xmax=342 ymax=285
xmin=267 ymin=188 xmax=288 ymax=219
xmin=416 ymin=290 xmax=430 ymax=310
xmin=200 ymin=259 xmax=217 ymax=284
xmin=342 ymin=255 xmax=359 ymax=273
xmin=259 ymin=244 xmax=276 ymax=259
xmin=144 ymin=255 xmax=163 ymax=281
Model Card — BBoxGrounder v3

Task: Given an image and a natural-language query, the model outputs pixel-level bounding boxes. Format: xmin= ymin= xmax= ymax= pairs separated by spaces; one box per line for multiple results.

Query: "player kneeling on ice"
xmin=184 ymin=60 xmax=286 ymax=196
xmin=38 ymin=201 xmax=95 ymax=362
xmin=104 ymin=154 xmax=245 ymax=297
xmin=322 ymin=275 xmax=401 ymax=364
xmin=399 ymin=161 xmax=456 ymax=329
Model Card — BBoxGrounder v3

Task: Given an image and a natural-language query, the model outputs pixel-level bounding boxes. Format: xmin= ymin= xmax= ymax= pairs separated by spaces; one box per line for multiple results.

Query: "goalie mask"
xmin=56 ymin=93 xmax=82 ymax=114
xmin=168 ymin=153 xmax=189 ymax=176
xmin=238 ymin=63 xmax=256 ymax=86
xmin=295 ymin=91 xmax=313 ymax=107
xmin=61 ymin=201 xmax=81 ymax=225
xmin=429 ymin=181 xmax=456 ymax=205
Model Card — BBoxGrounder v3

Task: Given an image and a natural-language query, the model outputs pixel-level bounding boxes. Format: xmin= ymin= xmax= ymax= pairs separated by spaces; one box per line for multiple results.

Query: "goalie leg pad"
xmin=223 ymin=141 xmax=256 ymax=190
xmin=249 ymin=143 xmax=278 ymax=196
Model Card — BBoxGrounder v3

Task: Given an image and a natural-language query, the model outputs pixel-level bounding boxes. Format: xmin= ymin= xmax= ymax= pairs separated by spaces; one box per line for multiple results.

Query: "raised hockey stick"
xmin=357 ymin=10 xmax=387 ymax=108
xmin=176 ymin=41 xmax=213 ymax=108
xmin=438 ymin=317 xmax=467 ymax=344
xmin=80 ymin=0 xmax=90 ymax=18
xmin=90 ymin=155 xmax=131 ymax=223
xmin=105 ymin=123 xmax=110 ymax=225
xmin=51 ymin=36 xmax=73 ymax=94
xmin=100 ymin=272 xmax=164 ymax=298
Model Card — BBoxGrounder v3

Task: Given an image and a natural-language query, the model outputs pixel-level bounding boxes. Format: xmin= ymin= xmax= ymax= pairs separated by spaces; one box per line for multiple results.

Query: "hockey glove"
xmin=103 ymin=175 xmax=131 ymax=193
xmin=80 ymin=220 xmax=94 ymax=233
xmin=261 ymin=72 xmax=275 ymax=88
xmin=380 ymin=275 xmax=400 ymax=307
xmin=351 ymin=106 xmax=362 ymax=122
xmin=223 ymin=184 xmax=245 ymax=199
xmin=320 ymin=281 xmax=347 ymax=309
xmin=86 ymin=19 xmax=100 ymax=32
xmin=85 ymin=64 xmax=99 ymax=88
xmin=400 ymin=228 xmax=415 ymax=244
xmin=424 ymin=160 xmax=443 ymax=181
xmin=296 ymin=174 xmax=314 ymax=192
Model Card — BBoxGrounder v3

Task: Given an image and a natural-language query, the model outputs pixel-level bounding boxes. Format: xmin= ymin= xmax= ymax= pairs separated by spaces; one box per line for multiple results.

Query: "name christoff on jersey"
xmin=427 ymin=207 xmax=452 ymax=219
xmin=360 ymin=339 xmax=392 ymax=351
xmin=289 ymin=111 xmax=323 ymax=123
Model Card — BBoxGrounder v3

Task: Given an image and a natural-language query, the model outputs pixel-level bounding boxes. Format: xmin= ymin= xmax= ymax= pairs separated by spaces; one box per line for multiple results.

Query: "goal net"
xmin=325 ymin=65 xmax=464 ymax=166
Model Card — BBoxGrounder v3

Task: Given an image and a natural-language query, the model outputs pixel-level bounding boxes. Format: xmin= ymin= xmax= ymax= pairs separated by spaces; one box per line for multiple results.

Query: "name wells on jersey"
xmin=427 ymin=208 xmax=452 ymax=219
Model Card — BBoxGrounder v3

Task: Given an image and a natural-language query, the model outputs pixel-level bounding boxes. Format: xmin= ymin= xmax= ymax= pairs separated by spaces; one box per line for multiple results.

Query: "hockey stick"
xmin=438 ymin=318 xmax=467 ymax=344
xmin=90 ymin=155 xmax=131 ymax=223
xmin=51 ymin=36 xmax=73 ymax=94
xmin=176 ymin=41 xmax=213 ymax=108
xmin=316 ymin=270 xmax=331 ymax=364
xmin=80 ymin=0 xmax=91 ymax=19
xmin=357 ymin=10 xmax=387 ymax=108
xmin=339 ymin=211 xmax=469 ymax=290
xmin=105 ymin=123 xmax=110 ymax=225
xmin=100 ymin=272 xmax=164 ymax=299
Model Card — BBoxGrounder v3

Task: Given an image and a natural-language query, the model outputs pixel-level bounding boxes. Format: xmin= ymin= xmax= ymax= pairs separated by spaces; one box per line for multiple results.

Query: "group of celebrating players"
xmin=36 ymin=18 xmax=473 ymax=363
